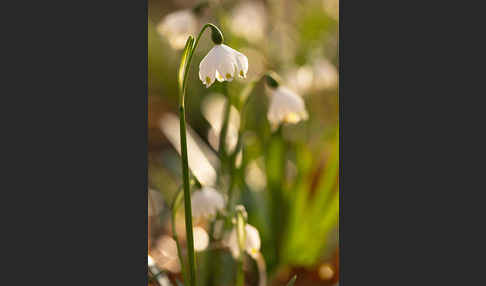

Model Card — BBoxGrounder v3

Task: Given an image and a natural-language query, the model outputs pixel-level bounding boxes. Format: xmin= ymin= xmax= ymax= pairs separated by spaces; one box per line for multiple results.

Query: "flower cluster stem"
xmin=171 ymin=189 xmax=188 ymax=284
xmin=179 ymin=105 xmax=196 ymax=286
xmin=177 ymin=23 xmax=224 ymax=286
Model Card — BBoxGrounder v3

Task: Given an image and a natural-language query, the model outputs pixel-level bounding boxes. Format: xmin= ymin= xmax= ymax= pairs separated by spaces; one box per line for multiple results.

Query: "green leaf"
xmin=286 ymin=275 xmax=297 ymax=286
xmin=178 ymin=36 xmax=194 ymax=92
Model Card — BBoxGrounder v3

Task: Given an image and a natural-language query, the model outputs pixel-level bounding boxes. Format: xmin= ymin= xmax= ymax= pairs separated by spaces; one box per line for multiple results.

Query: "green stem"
xmin=171 ymin=189 xmax=188 ymax=284
xmin=236 ymin=258 xmax=244 ymax=286
xmin=219 ymin=83 xmax=231 ymax=158
xmin=179 ymin=107 xmax=196 ymax=286
xmin=235 ymin=208 xmax=247 ymax=286
xmin=178 ymin=23 xmax=223 ymax=286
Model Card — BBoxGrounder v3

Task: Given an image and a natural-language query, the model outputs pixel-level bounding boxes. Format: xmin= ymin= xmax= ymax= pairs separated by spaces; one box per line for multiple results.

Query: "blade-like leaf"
xmin=286 ymin=275 xmax=297 ymax=286
xmin=178 ymin=36 xmax=194 ymax=92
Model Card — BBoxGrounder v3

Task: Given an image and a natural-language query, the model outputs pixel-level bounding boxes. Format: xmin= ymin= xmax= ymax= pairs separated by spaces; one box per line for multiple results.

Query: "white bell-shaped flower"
xmin=267 ymin=86 xmax=309 ymax=128
xmin=199 ymin=44 xmax=249 ymax=88
xmin=225 ymin=224 xmax=261 ymax=259
xmin=191 ymin=187 xmax=225 ymax=219
xmin=157 ymin=10 xmax=198 ymax=50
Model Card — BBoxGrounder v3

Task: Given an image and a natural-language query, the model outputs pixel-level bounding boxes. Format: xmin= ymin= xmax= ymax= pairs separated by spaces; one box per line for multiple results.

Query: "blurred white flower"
xmin=160 ymin=113 xmax=218 ymax=186
xmin=157 ymin=10 xmax=198 ymax=50
xmin=152 ymin=235 xmax=181 ymax=273
xmin=245 ymin=158 xmax=266 ymax=192
xmin=225 ymin=223 xmax=261 ymax=259
xmin=313 ymin=58 xmax=338 ymax=90
xmin=202 ymin=94 xmax=240 ymax=153
xmin=156 ymin=235 xmax=178 ymax=259
xmin=193 ymin=226 xmax=209 ymax=251
xmin=199 ymin=44 xmax=248 ymax=88
xmin=267 ymin=86 xmax=308 ymax=128
xmin=191 ymin=187 xmax=225 ymax=219
xmin=286 ymin=59 xmax=338 ymax=93
xmin=286 ymin=66 xmax=314 ymax=94
xmin=230 ymin=1 xmax=266 ymax=42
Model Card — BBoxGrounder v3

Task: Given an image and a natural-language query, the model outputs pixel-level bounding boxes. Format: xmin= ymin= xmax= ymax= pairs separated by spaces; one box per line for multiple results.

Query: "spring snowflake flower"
xmin=199 ymin=44 xmax=249 ymax=88
xmin=267 ymin=86 xmax=309 ymax=128
xmin=191 ymin=187 xmax=225 ymax=219
xmin=157 ymin=10 xmax=197 ymax=50
xmin=225 ymin=223 xmax=261 ymax=259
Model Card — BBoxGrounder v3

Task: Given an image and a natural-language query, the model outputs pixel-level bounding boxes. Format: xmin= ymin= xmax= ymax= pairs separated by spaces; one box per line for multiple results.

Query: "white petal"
xmin=199 ymin=63 xmax=215 ymax=88
xmin=234 ymin=50 xmax=249 ymax=78
xmin=224 ymin=228 xmax=241 ymax=258
xmin=213 ymin=45 xmax=237 ymax=81
xmin=220 ymin=44 xmax=248 ymax=78
xmin=193 ymin=226 xmax=210 ymax=251
xmin=244 ymin=224 xmax=261 ymax=255
xmin=199 ymin=47 xmax=219 ymax=87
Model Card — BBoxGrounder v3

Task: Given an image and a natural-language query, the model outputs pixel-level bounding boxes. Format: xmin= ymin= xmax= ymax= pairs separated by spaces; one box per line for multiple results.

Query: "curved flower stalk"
xmin=177 ymin=23 xmax=246 ymax=286
xmin=265 ymin=73 xmax=309 ymax=130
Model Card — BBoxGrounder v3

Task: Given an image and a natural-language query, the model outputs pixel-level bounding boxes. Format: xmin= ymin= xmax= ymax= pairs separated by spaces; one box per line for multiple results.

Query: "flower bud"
xmin=265 ymin=73 xmax=280 ymax=88
xmin=210 ymin=25 xmax=224 ymax=45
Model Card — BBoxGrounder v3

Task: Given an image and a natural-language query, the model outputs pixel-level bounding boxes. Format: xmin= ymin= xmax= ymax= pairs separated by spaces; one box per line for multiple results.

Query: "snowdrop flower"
xmin=199 ymin=43 xmax=249 ymax=88
xmin=157 ymin=10 xmax=198 ymax=50
xmin=225 ymin=223 xmax=261 ymax=259
xmin=191 ymin=187 xmax=225 ymax=219
xmin=265 ymin=74 xmax=309 ymax=128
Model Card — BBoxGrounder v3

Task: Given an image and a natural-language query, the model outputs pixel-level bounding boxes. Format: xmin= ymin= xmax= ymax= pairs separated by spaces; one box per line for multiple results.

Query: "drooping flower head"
xmin=199 ymin=26 xmax=249 ymax=88
xmin=265 ymin=73 xmax=309 ymax=129
xmin=157 ymin=10 xmax=198 ymax=50
xmin=225 ymin=223 xmax=261 ymax=259
xmin=191 ymin=187 xmax=225 ymax=219
xmin=199 ymin=45 xmax=249 ymax=87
